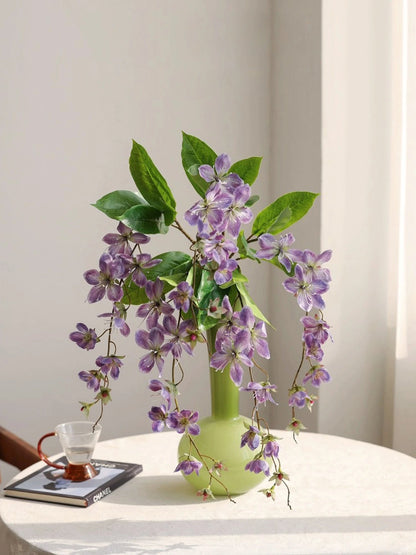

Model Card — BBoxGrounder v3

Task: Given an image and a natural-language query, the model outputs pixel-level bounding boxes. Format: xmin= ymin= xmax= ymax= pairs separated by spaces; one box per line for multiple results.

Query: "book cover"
xmin=3 ymin=457 xmax=143 ymax=507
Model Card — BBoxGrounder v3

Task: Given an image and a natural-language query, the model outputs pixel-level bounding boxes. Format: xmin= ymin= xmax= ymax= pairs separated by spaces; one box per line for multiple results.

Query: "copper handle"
xmin=37 ymin=432 xmax=66 ymax=470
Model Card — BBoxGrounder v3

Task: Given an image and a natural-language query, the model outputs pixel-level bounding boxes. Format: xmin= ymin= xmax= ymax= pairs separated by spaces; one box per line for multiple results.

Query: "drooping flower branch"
xmin=69 ymin=133 xmax=332 ymax=504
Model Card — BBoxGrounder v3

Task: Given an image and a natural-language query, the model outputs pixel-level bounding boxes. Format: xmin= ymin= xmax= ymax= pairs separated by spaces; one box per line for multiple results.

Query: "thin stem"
xmin=174 ymin=360 xmax=185 ymax=387
xmin=93 ymin=401 xmax=104 ymax=432
xmin=283 ymin=479 xmax=292 ymax=510
xmin=252 ymin=359 xmax=270 ymax=380
xmin=291 ymin=343 xmax=306 ymax=389
xmin=172 ymin=219 xmax=195 ymax=244
xmin=248 ymin=367 xmax=261 ymax=429
xmin=187 ymin=435 xmax=236 ymax=503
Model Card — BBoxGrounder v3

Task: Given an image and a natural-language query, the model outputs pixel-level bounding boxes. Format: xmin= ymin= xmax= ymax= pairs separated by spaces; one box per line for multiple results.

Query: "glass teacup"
xmin=37 ymin=421 xmax=102 ymax=481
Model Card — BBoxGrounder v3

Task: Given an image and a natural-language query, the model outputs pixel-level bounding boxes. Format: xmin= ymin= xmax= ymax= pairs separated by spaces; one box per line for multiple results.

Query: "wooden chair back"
xmin=0 ymin=426 xmax=39 ymax=482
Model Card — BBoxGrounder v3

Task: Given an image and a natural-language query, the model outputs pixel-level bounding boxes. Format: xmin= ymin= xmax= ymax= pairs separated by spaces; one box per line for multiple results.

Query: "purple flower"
xmin=264 ymin=440 xmax=280 ymax=458
xmin=245 ymin=458 xmax=270 ymax=476
xmin=236 ymin=306 xmax=270 ymax=359
xmin=198 ymin=153 xmax=231 ymax=183
xmin=78 ymin=370 xmax=100 ymax=391
xmin=301 ymin=315 xmax=330 ymax=344
xmin=256 ymin=233 xmax=296 ymax=273
xmin=210 ymin=296 xmax=236 ymax=335
xmin=293 ymin=249 xmax=332 ymax=282
xmin=167 ymin=282 xmax=194 ymax=313
xmin=98 ymin=305 xmax=130 ymax=337
xmin=210 ymin=329 xmax=253 ymax=386
xmin=135 ymin=327 xmax=171 ymax=374
xmin=184 ymin=183 xmax=230 ymax=232
xmin=103 ymin=222 xmax=150 ymax=256
xmin=175 ymin=459 xmax=203 ymax=476
xmin=162 ymin=316 xmax=195 ymax=358
xmin=240 ymin=426 xmax=261 ymax=450
xmin=198 ymin=230 xmax=238 ymax=265
xmin=148 ymin=379 xmax=172 ymax=409
xmin=84 ymin=253 xmax=125 ymax=303
xmin=303 ymin=365 xmax=331 ymax=387
xmin=304 ymin=334 xmax=324 ymax=362
xmin=95 ymin=355 xmax=123 ymax=379
xmin=167 ymin=409 xmax=200 ymax=435
xmin=130 ymin=254 xmax=161 ymax=287
xmin=69 ymin=323 xmax=99 ymax=350
xmin=136 ymin=278 xmax=174 ymax=328
xmin=241 ymin=382 xmax=278 ymax=406
xmin=221 ymin=184 xmax=253 ymax=237
xmin=148 ymin=405 xmax=168 ymax=432
xmin=288 ymin=389 xmax=309 ymax=408
xmin=223 ymin=172 xmax=244 ymax=192
xmin=213 ymin=258 xmax=238 ymax=286
xmin=283 ymin=265 xmax=329 ymax=312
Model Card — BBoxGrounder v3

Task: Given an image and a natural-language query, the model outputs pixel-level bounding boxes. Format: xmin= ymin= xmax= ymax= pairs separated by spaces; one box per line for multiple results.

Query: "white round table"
xmin=1 ymin=431 xmax=415 ymax=554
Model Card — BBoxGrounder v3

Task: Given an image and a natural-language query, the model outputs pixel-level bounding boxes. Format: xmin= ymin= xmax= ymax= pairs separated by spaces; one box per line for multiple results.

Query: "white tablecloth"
xmin=1 ymin=430 xmax=415 ymax=554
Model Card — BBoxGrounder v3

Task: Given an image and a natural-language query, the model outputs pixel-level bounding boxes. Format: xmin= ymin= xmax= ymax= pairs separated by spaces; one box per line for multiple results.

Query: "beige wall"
xmin=269 ymin=0 xmax=322 ymax=431
xmin=1 ymin=0 xmax=404 ymax=484
xmin=0 ymin=0 xmax=272 ymax=459
xmin=320 ymin=0 xmax=394 ymax=444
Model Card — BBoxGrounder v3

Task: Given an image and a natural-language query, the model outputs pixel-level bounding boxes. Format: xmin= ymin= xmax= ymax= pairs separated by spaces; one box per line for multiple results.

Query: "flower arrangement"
xmin=70 ymin=132 xmax=332 ymax=504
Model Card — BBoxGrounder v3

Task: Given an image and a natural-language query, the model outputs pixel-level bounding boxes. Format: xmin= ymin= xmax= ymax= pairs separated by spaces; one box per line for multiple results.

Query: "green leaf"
xmin=267 ymin=256 xmax=295 ymax=276
xmin=93 ymin=190 xmax=146 ymax=220
xmin=159 ymin=275 xmax=187 ymax=288
xmin=219 ymin=268 xmax=248 ymax=289
xmin=129 ymin=140 xmax=177 ymax=225
xmin=229 ymin=157 xmax=262 ymax=185
xmin=236 ymin=282 xmax=271 ymax=326
xmin=121 ymin=204 xmax=169 ymax=234
xmin=121 ymin=276 xmax=148 ymax=305
xmin=267 ymin=206 xmax=292 ymax=234
xmin=237 ymin=232 xmax=259 ymax=261
xmin=252 ymin=192 xmax=319 ymax=236
xmin=145 ymin=251 xmax=192 ymax=283
xmin=245 ymin=194 xmax=260 ymax=207
xmin=181 ymin=132 xmax=217 ymax=197
xmin=121 ymin=251 xmax=192 ymax=305
xmin=196 ymin=270 xmax=238 ymax=330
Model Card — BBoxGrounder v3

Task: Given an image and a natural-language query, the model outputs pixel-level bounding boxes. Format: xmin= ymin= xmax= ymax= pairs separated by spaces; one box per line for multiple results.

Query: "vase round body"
xmin=177 ymin=328 xmax=265 ymax=496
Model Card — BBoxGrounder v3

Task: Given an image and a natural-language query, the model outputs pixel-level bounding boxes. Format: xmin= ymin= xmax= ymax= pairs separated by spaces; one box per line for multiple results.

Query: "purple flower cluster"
xmin=256 ymin=233 xmax=332 ymax=423
xmin=135 ymin=279 xmax=198 ymax=372
xmin=78 ymin=354 xmax=123 ymax=394
xmin=209 ymin=298 xmax=270 ymax=387
xmin=70 ymin=224 xmax=163 ymax=400
xmin=256 ymin=233 xmax=332 ymax=313
xmin=285 ymin=313 xmax=332 ymax=410
xmin=185 ymin=154 xmax=253 ymax=286
xmin=70 ymin=145 xmax=333 ymax=497
xmin=148 ymin=404 xmax=200 ymax=436
xmin=71 ymin=217 xmax=205 ymax=454
xmin=282 ymin=249 xmax=332 ymax=313
xmin=83 ymin=222 xmax=160 ymax=306
xmin=240 ymin=425 xmax=281 ymax=480
xmin=132 ymin=275 xmax=202 ymax=439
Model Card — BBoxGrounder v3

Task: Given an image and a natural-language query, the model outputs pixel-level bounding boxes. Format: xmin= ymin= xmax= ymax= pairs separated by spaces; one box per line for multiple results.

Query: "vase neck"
xmin=206 ymin=327 xmax=240 ymax=419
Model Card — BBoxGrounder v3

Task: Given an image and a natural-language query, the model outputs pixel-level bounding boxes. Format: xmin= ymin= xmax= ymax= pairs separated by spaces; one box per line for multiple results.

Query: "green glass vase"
xmin=177 ymin=328 xmax=265 ymax=496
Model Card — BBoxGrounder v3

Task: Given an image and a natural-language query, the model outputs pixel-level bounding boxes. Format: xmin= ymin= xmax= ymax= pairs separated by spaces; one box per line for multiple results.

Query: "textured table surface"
xmin=1 ymin=430 xmax=416 ymax=554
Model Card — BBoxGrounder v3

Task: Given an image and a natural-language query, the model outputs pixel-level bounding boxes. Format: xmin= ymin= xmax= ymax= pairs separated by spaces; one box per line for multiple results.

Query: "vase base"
xmin=178 ymin=415 xmax=266 ymax=496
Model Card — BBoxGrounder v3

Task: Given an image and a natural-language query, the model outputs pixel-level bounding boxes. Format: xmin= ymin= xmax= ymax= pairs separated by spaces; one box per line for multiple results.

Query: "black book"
xmin=3 ymin=457 xmax=143 ymax=507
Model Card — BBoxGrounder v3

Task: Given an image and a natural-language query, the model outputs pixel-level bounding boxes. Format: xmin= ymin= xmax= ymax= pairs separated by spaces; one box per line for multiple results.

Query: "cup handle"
xmin=37 ymin=432 xmax=66 ymax=470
